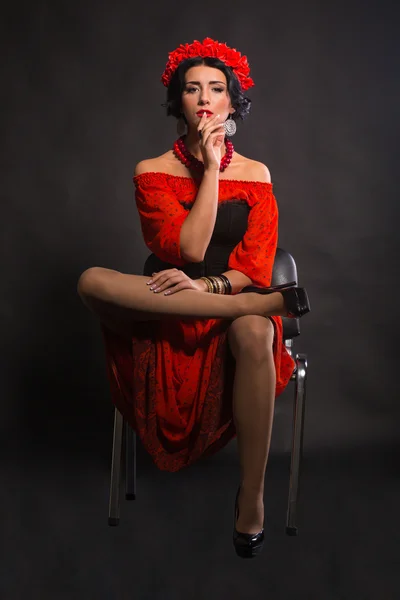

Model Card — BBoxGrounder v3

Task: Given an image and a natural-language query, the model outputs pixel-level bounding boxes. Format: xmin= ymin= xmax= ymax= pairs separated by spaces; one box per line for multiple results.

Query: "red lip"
xmin=196 ymin=110 xmax=213 ymax=117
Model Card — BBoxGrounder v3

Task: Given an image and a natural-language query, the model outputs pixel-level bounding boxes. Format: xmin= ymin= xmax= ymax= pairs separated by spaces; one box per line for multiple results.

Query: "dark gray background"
xmin=2 ymin=0 xmax=399 ymax=598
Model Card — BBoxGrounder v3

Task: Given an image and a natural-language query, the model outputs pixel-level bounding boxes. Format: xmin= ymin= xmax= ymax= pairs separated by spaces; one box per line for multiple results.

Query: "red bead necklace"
xmin=173 ymin=136 xmax=234 ymax=173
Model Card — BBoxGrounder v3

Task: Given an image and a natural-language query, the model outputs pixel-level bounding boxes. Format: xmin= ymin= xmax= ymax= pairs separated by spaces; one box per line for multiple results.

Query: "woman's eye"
xmin=184 ymin=87 xmax=223 ymax=93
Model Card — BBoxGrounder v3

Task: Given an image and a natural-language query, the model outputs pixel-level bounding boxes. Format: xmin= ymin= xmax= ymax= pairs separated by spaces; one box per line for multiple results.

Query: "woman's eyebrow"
xmin=185 ymin=80 xmax=226 ymax=85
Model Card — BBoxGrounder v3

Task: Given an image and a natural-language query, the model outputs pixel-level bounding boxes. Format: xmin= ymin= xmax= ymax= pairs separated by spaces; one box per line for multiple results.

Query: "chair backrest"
xmin=272 ymin=247 xmax=300 ymax=340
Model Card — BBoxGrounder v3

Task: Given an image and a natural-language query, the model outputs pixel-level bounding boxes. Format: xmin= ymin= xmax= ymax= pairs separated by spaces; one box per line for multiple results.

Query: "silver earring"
xmin=177 ymin=116 xmax=187 ymax=136
xmin=223 ymin=114 xmax=237 ymax=137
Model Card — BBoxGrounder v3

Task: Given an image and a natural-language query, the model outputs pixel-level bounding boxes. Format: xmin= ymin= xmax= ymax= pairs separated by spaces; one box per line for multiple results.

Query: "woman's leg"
xmin=227 ymin=315 xmax=276 ymax=534
xmin=77 ymin=267 xmax=286 ymax=326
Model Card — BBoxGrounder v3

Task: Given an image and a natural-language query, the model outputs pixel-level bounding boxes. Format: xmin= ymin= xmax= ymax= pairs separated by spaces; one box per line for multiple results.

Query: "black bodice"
xmin=143 ymin=200 xmax=250 ymax=278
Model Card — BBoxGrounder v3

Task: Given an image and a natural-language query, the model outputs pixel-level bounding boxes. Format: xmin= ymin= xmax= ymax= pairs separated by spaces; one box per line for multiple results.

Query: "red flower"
xmin=161 ymin=37 xmax=255 ymax=91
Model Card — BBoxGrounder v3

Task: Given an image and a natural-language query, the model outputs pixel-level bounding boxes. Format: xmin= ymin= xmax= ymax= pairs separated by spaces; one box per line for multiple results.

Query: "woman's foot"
xmin=242 ymin=287 xmax=310 ymax=319
xmin=242 ymin=291 xmax=287 ymax=319
xmin=235 ymin=485 xmax=264 ymax=534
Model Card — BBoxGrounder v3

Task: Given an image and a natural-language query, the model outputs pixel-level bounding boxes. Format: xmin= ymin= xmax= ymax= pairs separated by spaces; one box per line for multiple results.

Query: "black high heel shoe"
xmin=240 ymin=281 xmax=311 ymax=318
xmin=233 ymin=486 xmax=265 ymax=559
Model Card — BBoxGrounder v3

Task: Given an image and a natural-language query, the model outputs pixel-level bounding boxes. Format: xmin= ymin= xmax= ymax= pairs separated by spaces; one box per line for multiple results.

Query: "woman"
xmin=77 ymin=38 xmax=310 ymax=558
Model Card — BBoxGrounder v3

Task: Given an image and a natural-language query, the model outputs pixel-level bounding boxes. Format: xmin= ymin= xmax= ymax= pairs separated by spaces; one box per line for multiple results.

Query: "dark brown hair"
xmin=163 ymin=56 xmax=252 ymax=122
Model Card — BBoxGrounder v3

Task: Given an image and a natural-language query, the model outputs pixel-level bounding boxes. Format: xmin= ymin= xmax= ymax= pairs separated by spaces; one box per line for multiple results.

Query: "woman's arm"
xmin=182 ymin=161 xmax=271 ymax=265
xmin=133 ymin=163 xmax=220 ymax=265
xmin=179 ymin=169 xmax=219 ymax=263
xmin=194 ymin=161 xmax=273 ymax=293
xmin=194 ymin=269 xmax=252 ymax=294
xmin=178 ymin=113 xmax=228 ymax=262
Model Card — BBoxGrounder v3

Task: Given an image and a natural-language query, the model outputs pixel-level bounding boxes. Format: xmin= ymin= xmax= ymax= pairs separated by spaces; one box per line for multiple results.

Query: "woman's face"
xmin=181 ymin=65 xmax=235 ymax=129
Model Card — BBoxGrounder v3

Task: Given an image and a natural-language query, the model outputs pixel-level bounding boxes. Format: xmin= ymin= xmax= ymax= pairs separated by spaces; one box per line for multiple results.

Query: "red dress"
xmin=101 ymin=172 xmax=295 ymax=472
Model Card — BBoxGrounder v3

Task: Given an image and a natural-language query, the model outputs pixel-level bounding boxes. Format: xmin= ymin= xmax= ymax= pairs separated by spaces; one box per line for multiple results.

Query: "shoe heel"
xmin=282 ymin=287 xmax=311 ymax=318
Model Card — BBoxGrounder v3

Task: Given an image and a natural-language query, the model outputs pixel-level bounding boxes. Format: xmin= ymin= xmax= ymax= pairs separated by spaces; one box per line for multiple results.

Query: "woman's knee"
xmin=228 ymin=316 xmax=274 ymax=362
xmin=77 ymin=267 xmax=106 ymax=299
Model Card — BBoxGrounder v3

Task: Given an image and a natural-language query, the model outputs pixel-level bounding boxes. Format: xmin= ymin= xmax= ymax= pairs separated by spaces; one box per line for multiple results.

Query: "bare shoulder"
xmin=240 ymin=156 xmax=271 ymax=183
xmin=134 ymin=158 xmax=156 ymax=177
xmin=229 ymin=152 xmax=271 ymax=183
xmin=134 ymin=150 xmax=182 ymax=177
xmin=134 ymin=154 xmax=168 ymax=177
xmin=248 ymin=160 xmax=271 ymax=183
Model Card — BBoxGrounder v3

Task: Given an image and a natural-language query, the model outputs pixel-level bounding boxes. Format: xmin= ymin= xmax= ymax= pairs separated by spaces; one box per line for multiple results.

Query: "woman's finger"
xmin=202 ymin=127 xmax=225 ymax=147
xmin=201 ymin=118 xmax=223 ymax=138
xmin=163 ymin=281 xmax=193 ymax=296
xmin=149 ymin=276 xmax=178 ymax=291
xmin=146 ymin=268 xmax=179 ymax=285
xmin=198 ymin=113 xmax=223 ymax=139
xmin=197 ymin=111 xmax=209 ymax=138
xmin=202 ymin=123 xmax=224 ymax=140
xmin=201 ymin=123 xmax=225 ymax=146
xmin=150 ymin=274 xmax=188 ymax=293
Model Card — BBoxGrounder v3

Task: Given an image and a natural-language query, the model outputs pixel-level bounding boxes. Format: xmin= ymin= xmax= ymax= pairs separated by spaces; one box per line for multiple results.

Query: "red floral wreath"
xmin=161 ymin=37 xmax=255 ymax=91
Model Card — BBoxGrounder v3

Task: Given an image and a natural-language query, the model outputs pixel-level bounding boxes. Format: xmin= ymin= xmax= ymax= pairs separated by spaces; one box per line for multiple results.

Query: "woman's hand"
xmin=197 ymin=112 xmax=225 ymax=171
xmin=146 ymin=269 xmax=207 ymax=295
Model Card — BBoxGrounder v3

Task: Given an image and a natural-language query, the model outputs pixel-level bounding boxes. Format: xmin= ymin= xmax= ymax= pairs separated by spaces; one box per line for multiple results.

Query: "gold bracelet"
xmin=209 ymin=276 xmax=223 ymax=295
xmin=200 ymin=276 xmax=213 ymax=293
xmin=207 ymin=276 xmax=217 ymax=294
xmin=216 ymin=276 xmax=224 ymax=295
xmin=200 ymin=277 xmax=211 ymax=293
xmin=218 ymin=276 xmax=228 ymax=295
xmin=209 ymin=276 xmax=218 ymax=294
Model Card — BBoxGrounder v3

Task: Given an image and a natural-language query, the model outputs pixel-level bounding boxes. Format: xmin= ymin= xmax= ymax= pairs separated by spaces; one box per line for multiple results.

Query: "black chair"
xmin=108 ymin=248 xmax=308 ymax=535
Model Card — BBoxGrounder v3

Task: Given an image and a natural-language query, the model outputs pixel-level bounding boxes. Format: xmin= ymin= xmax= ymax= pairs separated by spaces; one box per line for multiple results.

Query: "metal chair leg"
xmin=286 ymin=353 xmax=307 ymax=536
xmin=108 ymin=407 xmax=124 ymax=526
xmin=125 ymin=424 xmax=136 ymax=500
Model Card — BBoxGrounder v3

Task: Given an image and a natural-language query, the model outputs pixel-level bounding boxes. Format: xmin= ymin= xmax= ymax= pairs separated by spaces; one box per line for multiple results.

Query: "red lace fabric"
xmin=101 ymin=172 xmax=295 ymax=472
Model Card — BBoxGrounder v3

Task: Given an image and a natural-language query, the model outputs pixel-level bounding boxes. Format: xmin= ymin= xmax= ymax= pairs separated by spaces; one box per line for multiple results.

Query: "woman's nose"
xmin=198 ymin=94 xmax=210 ymax=105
